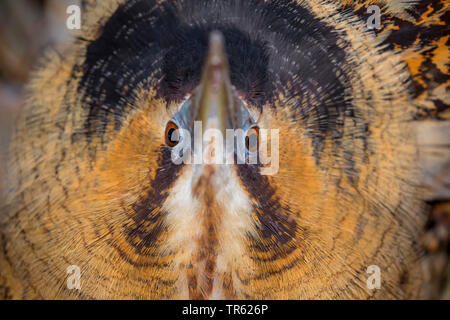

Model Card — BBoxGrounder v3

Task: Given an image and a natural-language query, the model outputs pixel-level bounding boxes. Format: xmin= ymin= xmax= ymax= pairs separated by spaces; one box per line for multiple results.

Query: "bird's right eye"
xmin=165 ymin=121 xmax=180 ymax=147
xmin=245 ymin=125 xmax=260 ymax=153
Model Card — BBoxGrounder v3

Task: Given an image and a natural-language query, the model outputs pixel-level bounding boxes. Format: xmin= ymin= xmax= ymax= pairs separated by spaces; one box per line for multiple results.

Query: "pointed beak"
xmin=194 ymin=31 xmax=235 ymax=135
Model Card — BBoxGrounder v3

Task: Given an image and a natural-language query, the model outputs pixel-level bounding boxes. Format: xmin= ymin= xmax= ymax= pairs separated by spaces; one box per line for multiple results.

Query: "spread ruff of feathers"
xmin=0 ymin=0 xmax=449 ymax=299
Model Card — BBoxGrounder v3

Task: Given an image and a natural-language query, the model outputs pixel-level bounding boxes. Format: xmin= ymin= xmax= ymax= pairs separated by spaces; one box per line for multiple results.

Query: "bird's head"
xmin=3 ymin=0 xmax=425 ymax=299
xmin=86 ymin=30 xmax=320 ymax=299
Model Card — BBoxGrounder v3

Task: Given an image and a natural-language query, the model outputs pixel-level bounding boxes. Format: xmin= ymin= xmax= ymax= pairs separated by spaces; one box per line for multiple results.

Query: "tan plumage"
xmin=0 ymin=0 xmax=448 ymax=299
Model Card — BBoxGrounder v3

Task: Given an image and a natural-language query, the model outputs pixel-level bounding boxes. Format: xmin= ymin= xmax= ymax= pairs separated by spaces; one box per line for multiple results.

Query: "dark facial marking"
xmin=125 ymin=146 xmax=182 ymax=254
xmin=237 ymin=164 xmax=297 ymax=253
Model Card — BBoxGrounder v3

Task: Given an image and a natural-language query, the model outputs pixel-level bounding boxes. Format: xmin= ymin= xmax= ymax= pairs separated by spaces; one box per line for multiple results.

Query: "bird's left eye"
xmin=165 ymin=121 xmax=180 ymax=147
xmin=245 ymin=126 xmax=260 ymax=153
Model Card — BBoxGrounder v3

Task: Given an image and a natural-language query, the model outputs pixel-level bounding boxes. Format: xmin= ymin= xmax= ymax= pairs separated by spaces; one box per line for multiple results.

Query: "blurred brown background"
xmin=0 ymin=0 xmax=78 ymax=203
xmin=0 ymin=0 xmax=76 ymax=162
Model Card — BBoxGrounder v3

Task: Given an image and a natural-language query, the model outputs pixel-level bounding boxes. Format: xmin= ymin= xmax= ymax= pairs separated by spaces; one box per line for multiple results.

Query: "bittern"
xmin=0 ymin=0 xmax=449 ymax=299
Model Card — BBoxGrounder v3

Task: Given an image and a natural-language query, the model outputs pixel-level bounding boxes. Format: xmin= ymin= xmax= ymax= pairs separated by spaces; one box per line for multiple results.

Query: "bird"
xmin=0 ymin=0 xmax=448 ymax=299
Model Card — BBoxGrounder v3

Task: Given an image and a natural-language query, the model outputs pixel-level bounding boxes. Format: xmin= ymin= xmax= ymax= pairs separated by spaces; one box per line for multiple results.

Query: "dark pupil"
xmin=168 ymin=128 xmax=179 ymax=143
xmin=247 ymin=134 xmax=257 ymax=149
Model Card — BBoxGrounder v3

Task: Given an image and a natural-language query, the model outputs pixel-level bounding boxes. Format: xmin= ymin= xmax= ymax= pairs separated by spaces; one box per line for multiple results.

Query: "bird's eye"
xmin=245 ymin=126 xmax=260 ymax=153
xmin=165 ymin=121 xmax=180 ymax=147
